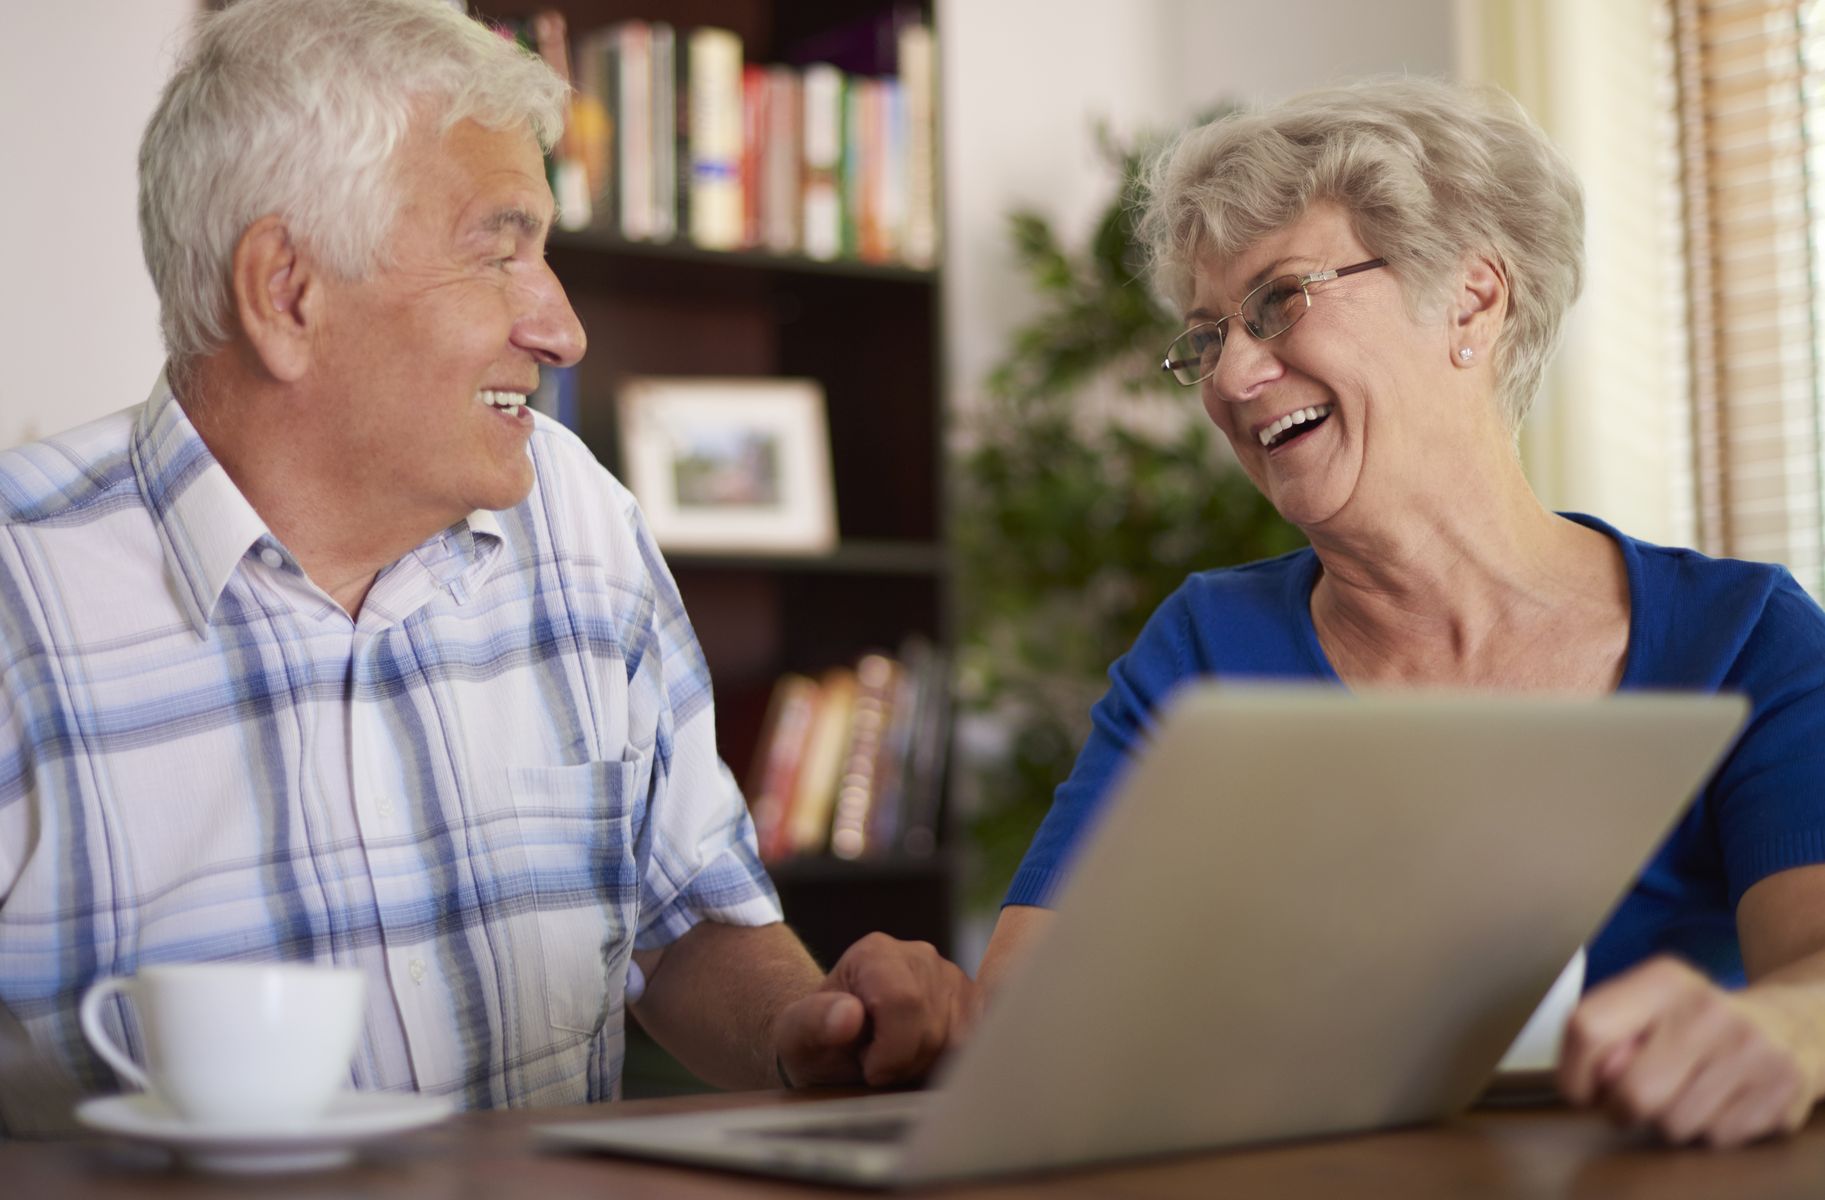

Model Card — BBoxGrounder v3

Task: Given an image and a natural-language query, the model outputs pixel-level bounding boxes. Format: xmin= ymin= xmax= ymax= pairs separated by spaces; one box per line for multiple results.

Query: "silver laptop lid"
xmin=903 ymin=686 xmax=1746 ymax=1182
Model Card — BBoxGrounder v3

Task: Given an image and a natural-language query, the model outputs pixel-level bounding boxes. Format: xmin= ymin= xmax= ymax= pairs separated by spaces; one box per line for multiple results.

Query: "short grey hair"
xmin=1138 ymin=77 xmax=1584 ymax=431
xmin=140 ymin=0 xmax=569 ymax=371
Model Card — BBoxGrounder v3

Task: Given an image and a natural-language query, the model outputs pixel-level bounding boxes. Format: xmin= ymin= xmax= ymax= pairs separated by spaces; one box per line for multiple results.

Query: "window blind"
xmin=1668 ymin=0 xmax=1825 ymax=594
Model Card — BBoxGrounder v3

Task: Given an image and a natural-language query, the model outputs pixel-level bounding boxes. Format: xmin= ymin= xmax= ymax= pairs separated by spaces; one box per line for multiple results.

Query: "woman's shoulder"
xmin=1174 ymin=545 xmax=1318 ymax=605
xmin=1135 ymin=546 xmax=1322 ymax=676
xmin=1576 ymin=514 xmax=1825 ymax=682
xmin=1610 ymin=522 xmax=1812 ymax=626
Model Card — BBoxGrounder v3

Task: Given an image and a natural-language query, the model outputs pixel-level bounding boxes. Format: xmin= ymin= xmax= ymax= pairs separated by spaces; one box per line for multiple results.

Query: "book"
xmin=897 ymin=23 xmax=938 ymax=268
xmin=650 ymin=22 xmax=678 ymax=242
xmin=840 ymin=77 xmax=865 ymax=259
xmin=747 ymin=673 xmax=819 ymax=862
xmin=741 ymin=65 xmax=768 ymax=249
xmin=829 ymin=653 xmax=901 ymax=859
xmin=895 ymin=640 xmax=951 ymax=857
xmin=784 ymin=666 xmax=857 ymax=856
xmin=573 ymin=26 xmax=617 ymax=219
xmin=762 ymin=66 xmax=803 ymax=255
xmin=865 ymin=639 xmax=926 ymax=854
xmin=801 ymin=63 xmax=844 ymax=261
xmin=612 ymin=21 xmax=656 ymax=241
xmin=687 ymin=27 xmax=744 ymax=251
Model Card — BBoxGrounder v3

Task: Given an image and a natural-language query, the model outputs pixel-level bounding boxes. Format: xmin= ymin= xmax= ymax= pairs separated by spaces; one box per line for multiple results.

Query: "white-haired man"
xmin=0 ymin=0 xmax=973 ymax=1134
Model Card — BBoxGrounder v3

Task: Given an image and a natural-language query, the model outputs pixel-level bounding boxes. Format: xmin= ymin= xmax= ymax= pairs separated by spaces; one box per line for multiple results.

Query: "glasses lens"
xmin=1243 ymin=275 xmax=1310 ymax=339
xmin=1164 ymin=322 xmax=1224 ymax=386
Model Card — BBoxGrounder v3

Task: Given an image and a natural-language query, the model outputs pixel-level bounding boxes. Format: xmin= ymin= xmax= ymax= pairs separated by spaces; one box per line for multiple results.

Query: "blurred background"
xmin=2 ymin=0 xmax=1816 ymax=991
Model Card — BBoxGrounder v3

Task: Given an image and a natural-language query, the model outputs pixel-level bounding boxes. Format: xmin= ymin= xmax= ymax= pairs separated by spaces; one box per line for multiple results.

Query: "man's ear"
xmin=230 ymin=215 xmax=317 ymax=383
xmin=1450 ymin=253 xmax=1508 ymax=368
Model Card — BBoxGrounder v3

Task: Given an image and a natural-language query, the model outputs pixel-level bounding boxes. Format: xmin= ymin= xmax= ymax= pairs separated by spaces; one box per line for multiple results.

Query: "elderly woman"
xmin=976 ymin=77 xmax=1825 ymax=1148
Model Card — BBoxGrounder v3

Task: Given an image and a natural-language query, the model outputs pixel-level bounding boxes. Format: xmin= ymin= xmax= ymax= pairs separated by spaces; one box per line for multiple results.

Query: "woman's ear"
xmin=1450 ymin=253 xmax=1508 ymax=369
xmin=229 ymin=215 xmax=317 ymax=383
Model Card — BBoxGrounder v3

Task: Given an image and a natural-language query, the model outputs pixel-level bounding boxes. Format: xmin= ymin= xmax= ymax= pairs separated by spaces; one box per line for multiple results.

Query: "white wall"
xmin=0 ymin=0 xmax=194 ymax=450
xmin=939 ymin=0 xmax=1455 ymax=421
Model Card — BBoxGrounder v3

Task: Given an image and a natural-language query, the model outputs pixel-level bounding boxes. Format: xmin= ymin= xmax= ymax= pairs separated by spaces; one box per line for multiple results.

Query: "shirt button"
xmin=259 ymin=548 xmax=284 ymax=569
xmin=375 ymin=795 xmax=394 ymax=818
xmin=409 ymin=958 xmax=427 ymax=985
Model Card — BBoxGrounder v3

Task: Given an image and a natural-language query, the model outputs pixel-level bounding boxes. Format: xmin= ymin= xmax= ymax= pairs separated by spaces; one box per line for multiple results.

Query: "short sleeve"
xmin=621 ymin=502 xmax=783 ymax=948
xmin=1712 ymin=576 xmax=1825 ymax=906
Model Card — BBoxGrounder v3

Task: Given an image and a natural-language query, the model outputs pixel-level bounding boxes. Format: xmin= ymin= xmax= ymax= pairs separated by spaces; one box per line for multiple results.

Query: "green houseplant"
xmin=954 ymin=122 xmax=1305 ymax=904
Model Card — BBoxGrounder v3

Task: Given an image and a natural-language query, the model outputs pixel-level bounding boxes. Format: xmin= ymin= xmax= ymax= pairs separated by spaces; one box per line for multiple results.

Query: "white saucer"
xmin=75 ymin=1089 xmax=454 ymax=1174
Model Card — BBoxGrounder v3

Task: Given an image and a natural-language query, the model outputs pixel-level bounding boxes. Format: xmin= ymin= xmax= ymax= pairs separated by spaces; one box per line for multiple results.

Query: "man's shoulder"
xmin=524 ymin=414 xmax=638 ymax=526
xmin=0 ymin=408 xmax=144 ymax=529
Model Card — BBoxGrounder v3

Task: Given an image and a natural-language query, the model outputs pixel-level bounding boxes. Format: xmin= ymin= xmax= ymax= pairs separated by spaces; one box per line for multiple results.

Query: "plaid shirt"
xmin=0 ymin=380 xmax=780 ymax=1135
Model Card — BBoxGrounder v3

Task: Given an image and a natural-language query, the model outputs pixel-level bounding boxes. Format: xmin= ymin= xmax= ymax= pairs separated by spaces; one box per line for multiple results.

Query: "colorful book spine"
xmin=687 ymin=27 xmax=744 ymax=251
xmin=801 ymin=63 xmax=844 ymax=262
xmin=762 ymin=66 xmax=803 ymax=255
xmin=649 ymin=22 xmax=678 ymax=242
xmin=829 ymin=653 xmax=900 ymax=859
xmin=741 ymin=65 xmax=769 ymax=250
xmin=613 ymin=21 xmax=655 ymax=241
xmin=573 ymin=26 xmax=617 ymax=224
xmin=785 ymin=667 xmax=858 ymax=856
xmin=548 ymin=20 xmax=938 ymax=265
xmin=897 ymin=23 xmax=938 ymax=268
xmin=747 ymin=673 xmax=820 ymax=862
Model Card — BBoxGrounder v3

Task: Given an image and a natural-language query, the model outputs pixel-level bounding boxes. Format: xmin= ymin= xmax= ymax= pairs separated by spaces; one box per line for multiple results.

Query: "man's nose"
xmin=515 ymin=263 xmax=587 ymax=367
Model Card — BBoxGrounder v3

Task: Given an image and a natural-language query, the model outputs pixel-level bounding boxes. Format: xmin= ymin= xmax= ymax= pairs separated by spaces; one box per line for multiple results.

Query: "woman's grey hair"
xmin=1138 ymin=77 xmax=1584 ymax=432
xmin=140 ymin=0 xmax=569 ymax=373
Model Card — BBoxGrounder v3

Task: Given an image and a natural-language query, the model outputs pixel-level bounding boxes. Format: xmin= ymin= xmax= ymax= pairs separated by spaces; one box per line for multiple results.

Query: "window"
xmin=1668 ymin=0 xmax=1825 ymax=595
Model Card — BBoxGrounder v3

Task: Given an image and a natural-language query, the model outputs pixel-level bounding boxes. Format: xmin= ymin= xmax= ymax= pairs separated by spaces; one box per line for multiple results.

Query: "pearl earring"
xmin=1458 ymin=348 xmax=1474 ymax=362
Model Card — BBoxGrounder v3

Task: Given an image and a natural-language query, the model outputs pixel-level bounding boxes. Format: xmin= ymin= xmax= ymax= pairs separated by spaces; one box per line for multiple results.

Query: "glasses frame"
xmin=1160 ymin=257 xmax=1389 ymax=386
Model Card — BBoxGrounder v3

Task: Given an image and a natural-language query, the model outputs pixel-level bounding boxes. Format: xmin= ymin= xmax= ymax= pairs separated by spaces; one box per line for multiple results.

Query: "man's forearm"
xmin=629 ymin=920 xmax=824 ymax=1089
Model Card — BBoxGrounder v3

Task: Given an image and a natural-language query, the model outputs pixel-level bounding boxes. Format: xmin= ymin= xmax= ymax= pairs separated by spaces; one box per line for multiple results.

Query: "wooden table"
xmin=10 ymin=1089 xmax=1825 ymax=1199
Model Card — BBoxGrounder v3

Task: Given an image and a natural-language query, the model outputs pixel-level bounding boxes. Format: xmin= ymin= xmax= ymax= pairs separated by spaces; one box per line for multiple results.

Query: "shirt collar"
xmin=130 ymin=373 xmax=511 ymax=633
xmin=130 ymin=375 xmax=270 ymax=635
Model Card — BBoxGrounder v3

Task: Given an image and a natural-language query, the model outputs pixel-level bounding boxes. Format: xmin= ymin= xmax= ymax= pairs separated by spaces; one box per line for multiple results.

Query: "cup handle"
xmin=78 ymin=976 xmax=150 ymax=1092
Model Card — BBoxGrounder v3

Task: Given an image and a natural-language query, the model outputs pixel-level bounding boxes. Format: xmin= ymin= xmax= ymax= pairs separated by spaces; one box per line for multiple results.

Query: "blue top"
xmin=1005 ymin=514 xmax=1825 ymax=988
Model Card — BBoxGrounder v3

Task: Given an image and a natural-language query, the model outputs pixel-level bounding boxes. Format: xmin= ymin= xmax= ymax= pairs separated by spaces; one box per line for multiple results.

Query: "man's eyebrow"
xmin=477 ymin=206 xmax=547 ymax=238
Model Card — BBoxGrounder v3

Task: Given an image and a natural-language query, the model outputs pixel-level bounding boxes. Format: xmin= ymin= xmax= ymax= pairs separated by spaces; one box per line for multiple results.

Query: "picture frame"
xmin=615 ymin=376 xmax=839 ymax=556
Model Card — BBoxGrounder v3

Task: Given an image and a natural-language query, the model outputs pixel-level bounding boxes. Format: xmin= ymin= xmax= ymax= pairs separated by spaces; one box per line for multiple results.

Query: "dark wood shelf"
xmin=767 ymin=851 xmax=950 ymax=886
xmin=667 ymin=539 xmax=948 ymax=577
xmin=549 ymin=227 xmax=937 ymax=284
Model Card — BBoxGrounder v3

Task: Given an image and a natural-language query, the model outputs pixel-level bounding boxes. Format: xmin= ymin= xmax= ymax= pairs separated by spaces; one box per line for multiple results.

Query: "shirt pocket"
xmin=490 ymin=755 xmax=646 ymax=1039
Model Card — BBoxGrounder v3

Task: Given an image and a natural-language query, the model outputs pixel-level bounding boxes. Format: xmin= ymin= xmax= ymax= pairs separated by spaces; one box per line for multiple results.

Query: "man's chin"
xmin=470 ymin=461 xmax=537 ymax=515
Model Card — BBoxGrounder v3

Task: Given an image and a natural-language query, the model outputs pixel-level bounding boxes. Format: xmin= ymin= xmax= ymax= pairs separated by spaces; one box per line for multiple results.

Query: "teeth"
xmin=1258 ymin=405 xmax=1333 ymax=447
xmin=479 ymin=390 xmax=527 ymax=416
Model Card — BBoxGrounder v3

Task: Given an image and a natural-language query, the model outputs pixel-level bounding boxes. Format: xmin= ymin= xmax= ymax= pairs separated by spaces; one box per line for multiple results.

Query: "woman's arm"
xmin=976 ymin=904 xmax=1055 ymax=996
xmin=1558 ymin=863 xmax=1825 ymax=1146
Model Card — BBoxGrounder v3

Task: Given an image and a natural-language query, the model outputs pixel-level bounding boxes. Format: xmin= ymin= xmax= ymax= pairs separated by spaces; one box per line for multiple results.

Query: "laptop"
xmin=540 ymin=685 xmax=1748 ymax=1187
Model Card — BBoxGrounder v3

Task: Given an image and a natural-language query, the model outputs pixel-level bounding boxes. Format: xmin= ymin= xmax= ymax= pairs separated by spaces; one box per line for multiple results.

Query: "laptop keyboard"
xmin=741 ymin=1117 xmax=915 ymax=1144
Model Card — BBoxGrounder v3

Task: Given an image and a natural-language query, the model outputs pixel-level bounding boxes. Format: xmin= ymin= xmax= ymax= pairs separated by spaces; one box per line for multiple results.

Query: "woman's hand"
xmin=1557 ymin=956 xmax=1823 ymax=1147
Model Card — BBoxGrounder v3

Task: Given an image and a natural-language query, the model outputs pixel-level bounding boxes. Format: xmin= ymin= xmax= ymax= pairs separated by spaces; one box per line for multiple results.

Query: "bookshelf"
xmin=474 ymin=0 xmax=955 ymax=990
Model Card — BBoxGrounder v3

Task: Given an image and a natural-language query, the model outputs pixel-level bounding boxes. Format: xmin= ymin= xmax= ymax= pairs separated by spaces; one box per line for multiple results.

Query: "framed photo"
xmin=616 ymin=376 xmax=839 ymax=556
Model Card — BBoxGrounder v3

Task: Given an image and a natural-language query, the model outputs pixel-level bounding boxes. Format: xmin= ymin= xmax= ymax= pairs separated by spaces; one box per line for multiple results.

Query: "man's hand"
xmin=772 ymin=932 xmax=978 ymax=1088
xmin=1558 ymin=956 xmax=1823 ymax=1147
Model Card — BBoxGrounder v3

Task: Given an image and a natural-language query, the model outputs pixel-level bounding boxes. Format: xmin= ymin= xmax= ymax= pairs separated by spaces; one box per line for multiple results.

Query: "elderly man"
xmin=0 ymin=0 xmax=972 ymax=1135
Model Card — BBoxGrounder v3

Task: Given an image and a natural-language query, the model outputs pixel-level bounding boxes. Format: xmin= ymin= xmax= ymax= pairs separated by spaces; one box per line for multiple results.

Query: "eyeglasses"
xmin=1160 ymin=258 xmax=1388 ymax=386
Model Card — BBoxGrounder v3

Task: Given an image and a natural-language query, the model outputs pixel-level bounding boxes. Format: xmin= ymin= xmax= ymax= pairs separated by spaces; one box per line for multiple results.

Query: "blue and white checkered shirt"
xmin=0 ymin=379 xmax=781 ymax=1134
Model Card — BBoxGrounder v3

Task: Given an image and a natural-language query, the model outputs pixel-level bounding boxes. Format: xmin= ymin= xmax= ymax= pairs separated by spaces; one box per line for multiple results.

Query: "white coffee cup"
xmin=79 ymin=963 xmax=365 ymax=1128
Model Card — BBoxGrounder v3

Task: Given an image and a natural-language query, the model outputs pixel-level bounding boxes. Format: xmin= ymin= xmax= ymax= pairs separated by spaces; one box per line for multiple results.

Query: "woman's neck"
xmin=1305 ymin=463 xmax=1629 ymax=689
